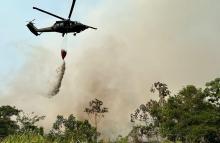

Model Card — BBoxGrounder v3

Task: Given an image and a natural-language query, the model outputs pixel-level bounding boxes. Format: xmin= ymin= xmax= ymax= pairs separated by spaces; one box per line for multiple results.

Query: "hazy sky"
xmin=1 ymin=0 xmax=220 ymax=138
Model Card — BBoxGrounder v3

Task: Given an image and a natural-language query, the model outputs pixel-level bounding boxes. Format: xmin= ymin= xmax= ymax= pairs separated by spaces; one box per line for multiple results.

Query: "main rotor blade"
xmin=68 ymin=0 xmax=76 ymax=19
xmin=33 ymin=7 xmax=65 ymax=20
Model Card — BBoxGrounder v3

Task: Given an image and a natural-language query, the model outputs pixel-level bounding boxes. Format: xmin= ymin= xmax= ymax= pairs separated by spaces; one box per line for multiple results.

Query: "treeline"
xmin=0 ymin=99 xmax=108 ymax=143
xmin=0 ymin=78 xmax=220 ymax=143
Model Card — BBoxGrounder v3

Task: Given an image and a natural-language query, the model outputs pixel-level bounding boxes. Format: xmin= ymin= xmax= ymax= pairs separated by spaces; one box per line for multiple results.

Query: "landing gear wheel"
xmin=73 ymin=33 xmax=76 ymax=36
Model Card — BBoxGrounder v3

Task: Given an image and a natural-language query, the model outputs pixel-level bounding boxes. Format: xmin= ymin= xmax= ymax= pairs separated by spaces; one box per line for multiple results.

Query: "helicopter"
xmin=27 ymin=0 xmax=97 ymax=37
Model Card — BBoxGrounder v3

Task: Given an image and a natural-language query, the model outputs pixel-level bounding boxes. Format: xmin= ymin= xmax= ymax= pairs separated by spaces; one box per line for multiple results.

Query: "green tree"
xmin=132 ymin=79 xmax=220 ymax=143
xmin=0 ymin=105 xmax=21 ymax=138
xmin=160 ymin=85 xmax=220 ymax=143
xmin=16 ymin=112 xmax=45 ymax=135
xmin=204 ymin=78 xmax=220 ymax=106
xmin=131 ymin=82 xmax=169 ymax=142
xmin=49 ymin=114 xmax=98 ymax=143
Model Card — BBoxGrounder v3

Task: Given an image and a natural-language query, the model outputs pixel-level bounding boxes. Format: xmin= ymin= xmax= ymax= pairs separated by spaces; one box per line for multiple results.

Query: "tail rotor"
xmin=26 ymin=19 xmax=35 ymax=24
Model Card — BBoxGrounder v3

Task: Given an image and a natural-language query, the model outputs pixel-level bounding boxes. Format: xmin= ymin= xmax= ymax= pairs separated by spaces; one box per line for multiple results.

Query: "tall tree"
xmin=131 ymin=82 xmax=169 ymax=142
xmin=84 ymin=98 xmax=108 ymax=142
xmin=84 ymin=99 xmax=108 ymax=129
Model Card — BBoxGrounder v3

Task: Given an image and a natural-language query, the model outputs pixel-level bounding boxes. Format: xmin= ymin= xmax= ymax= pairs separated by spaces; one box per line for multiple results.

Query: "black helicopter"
xmin=27 ymin=0 xmax=97 ymax=37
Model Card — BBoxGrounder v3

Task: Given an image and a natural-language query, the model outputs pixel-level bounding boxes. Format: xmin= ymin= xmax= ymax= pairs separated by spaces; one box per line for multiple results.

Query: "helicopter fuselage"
xmin=27 ymin=20 xmax=96 ymax=36
xmin=51 ymin=21 xmax=89 ymax=33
